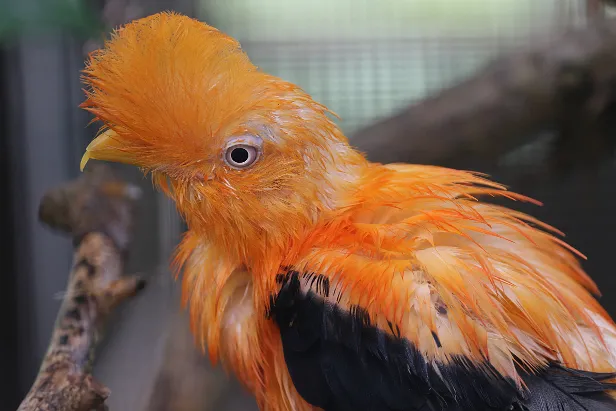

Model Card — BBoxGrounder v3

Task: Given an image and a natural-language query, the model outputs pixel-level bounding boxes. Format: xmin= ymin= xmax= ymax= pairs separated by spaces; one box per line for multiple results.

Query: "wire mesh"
xmin=200 ymin=0 xmax=590 ymax=134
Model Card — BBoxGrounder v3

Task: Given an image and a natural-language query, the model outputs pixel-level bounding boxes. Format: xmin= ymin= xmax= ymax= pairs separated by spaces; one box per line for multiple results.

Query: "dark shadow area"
xmin=0 ymin=48 xmax=20 ymax=411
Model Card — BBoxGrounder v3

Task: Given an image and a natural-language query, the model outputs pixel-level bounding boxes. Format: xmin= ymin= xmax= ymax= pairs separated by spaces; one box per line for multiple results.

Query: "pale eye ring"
xmin=224 ymin=144 xmax=260 ymax=169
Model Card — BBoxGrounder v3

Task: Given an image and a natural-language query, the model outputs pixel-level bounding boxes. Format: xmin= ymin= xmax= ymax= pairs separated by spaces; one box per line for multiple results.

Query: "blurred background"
xmin=2 ymin=0 xmax=616 ymax=410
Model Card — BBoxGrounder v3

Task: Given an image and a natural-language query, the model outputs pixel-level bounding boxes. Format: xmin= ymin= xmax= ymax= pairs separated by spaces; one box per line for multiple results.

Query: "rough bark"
xmin=18 ymin=164 xmax=145 ymax=411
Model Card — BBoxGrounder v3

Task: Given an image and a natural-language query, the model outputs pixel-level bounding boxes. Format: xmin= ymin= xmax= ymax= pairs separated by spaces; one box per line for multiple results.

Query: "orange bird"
xmin=80 ymin=12 xmax=616 ymax=411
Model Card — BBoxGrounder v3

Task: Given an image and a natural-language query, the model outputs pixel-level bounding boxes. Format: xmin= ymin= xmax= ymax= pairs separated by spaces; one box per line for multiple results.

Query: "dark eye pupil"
xmin=231 ymin=147 xmax=249 ymax=163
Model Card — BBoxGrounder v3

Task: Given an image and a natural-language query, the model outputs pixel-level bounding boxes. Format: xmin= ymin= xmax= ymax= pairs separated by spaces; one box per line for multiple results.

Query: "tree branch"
xmin=18 ymin=164 xmax=145 ymax=411
xmin=351 ymin=17 xmax=616 ymax=173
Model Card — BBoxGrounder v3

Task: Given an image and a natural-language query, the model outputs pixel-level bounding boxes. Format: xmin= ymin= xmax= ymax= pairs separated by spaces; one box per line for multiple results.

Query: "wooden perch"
xmin=18 ymin=164 xmax=145 ymax=411
xmin=351 ymin=17 xmax=616 ymax=172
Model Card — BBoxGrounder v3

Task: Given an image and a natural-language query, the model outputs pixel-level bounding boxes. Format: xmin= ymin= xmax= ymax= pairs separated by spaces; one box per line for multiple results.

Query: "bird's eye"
xmin=224 ymin=144 xmax=259 ymax=169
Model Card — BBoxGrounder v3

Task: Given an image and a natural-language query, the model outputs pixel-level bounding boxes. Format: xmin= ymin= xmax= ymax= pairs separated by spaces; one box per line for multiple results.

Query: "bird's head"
xmin=80 ymin=12 xmax=365 ymax=263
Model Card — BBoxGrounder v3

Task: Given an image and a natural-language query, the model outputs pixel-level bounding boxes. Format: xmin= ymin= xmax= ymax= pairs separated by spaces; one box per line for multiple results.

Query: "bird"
xmin=79 ymin=12 xmax=616 ymax=411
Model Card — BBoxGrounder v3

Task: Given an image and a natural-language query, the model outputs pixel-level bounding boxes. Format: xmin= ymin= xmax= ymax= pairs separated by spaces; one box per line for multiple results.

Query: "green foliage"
xmin=0 ymin=0 xmax=104 ymax=41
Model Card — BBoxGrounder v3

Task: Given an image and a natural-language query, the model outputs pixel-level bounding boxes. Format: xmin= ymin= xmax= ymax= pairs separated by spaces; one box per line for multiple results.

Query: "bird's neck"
xmin=306 ymin=141 xmax=367 ymax=210
xmin=254 ymin=144 xmax=367 ymax=267
xmin=196 ymin=143 xmax=367 ymax=271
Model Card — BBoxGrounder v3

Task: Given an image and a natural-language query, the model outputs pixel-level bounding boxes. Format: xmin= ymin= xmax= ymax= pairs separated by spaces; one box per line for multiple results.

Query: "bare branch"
xmin=351 ymin=17 xmax=616 ymax=174
xmin=18 ymin=164 xmax=145 ymax=411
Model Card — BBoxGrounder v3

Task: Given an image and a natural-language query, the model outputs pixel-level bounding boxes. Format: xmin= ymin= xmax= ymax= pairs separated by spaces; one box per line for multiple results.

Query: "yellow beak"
xmin=80 ymin=129 xmax=137 ymax=171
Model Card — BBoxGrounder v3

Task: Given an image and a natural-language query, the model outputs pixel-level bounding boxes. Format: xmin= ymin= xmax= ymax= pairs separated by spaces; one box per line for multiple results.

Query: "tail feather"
xmin=523 ymin=366 xmax=616 ymax=411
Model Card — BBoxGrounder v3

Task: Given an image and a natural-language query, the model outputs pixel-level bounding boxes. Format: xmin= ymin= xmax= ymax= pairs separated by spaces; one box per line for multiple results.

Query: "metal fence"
xmin=201 ymin=0 xmax=590 ymax=133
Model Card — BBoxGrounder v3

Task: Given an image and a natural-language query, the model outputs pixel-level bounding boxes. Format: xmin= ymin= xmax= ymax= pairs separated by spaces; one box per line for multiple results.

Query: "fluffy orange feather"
xmin=80 ymin=12 xmax=616 ymax=410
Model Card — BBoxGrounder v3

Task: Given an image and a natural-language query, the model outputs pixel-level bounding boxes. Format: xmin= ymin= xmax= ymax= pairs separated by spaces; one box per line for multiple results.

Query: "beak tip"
xmin=80 ymin=152 xmax=90 ymax=172
xmin=80 ymin=129 xmax=136 ymax=171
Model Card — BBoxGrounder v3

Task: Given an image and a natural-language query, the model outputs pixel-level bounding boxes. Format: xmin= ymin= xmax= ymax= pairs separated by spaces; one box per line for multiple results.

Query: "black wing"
xmin=268 ymin=269 xmax=616 ymax=411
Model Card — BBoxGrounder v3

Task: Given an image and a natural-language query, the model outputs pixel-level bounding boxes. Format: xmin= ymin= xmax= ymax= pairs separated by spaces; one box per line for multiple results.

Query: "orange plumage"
xmin=80 ymin=12 xmax=616 ymax=411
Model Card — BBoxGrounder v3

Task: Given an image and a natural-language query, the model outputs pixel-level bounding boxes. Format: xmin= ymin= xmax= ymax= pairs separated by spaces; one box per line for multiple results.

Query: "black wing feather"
xmin=524 ymin=367 xmax=616 ymax=411
xmin=268 ymin=269 xmax=616 ymax=411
